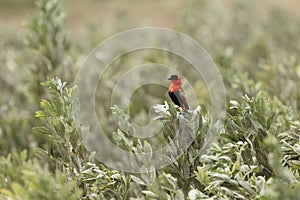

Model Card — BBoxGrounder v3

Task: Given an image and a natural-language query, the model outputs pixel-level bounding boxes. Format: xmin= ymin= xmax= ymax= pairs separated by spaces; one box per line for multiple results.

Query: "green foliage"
xmin=260 ymin=136 xmax=300 ymax=200
xmin=34 ymin=77 xmax=84 ymax=174
xmin=257 ymin=56 xmax=300 ymax=110
xmin=24 ymin=0 xmax=72 ymax=98
xmin=278 ymin=123 xmax=300 ymax=177
xmin=225 ymin=91 xmax=295 ymax=176
xmin=195 ymin=142 xmax=265 ymax=199
xmin=145 ymin=173 xmax=184 ymax=200
xmin=34 ymin=78 xmax=132 ymax=200
xmin=153 ymin=103 xmax=212 ymax=197
xmin=188 ymin=92 xmax=300 ymax=199
xmin=182 ymin=0 xmax=300 ymax=107
xmin=1 ymin=0 xmax=300 ymax=199
xmin=0 ymin=109 xmax=34 ymax=155
xmin=0 ymin=0 xmax=73 ymax=154
xmin=0 ymin=150 xmax=82 ymax=200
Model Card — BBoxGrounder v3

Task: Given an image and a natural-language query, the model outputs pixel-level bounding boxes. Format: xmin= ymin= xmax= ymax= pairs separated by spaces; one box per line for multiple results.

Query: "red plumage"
xmin=168 ymin=75 xmax=189 ymax=111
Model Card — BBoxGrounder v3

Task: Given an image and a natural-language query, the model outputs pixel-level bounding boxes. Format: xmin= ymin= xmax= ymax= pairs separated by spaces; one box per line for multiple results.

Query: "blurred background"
xmin=0 ymin=0 xmax=299 ymax=36
xmin=1 ymin=0 xmax=300 ymax=154
xmin=1 ymin=1 xmax=300 ymax=199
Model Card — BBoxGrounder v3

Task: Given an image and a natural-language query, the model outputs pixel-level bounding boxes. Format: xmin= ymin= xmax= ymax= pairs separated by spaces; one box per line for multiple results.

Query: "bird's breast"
xmin=169 ymin=84 xmax=181 ymax=92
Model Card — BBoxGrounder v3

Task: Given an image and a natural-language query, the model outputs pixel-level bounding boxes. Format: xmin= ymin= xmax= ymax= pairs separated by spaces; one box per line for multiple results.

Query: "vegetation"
xmin=1 ymin=0 xmax=300 ymax=199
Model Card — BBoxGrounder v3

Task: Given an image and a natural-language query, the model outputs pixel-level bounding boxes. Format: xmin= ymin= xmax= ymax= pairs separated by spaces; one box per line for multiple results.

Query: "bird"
xmin=168 ymin=75 xmax=189 ymax=111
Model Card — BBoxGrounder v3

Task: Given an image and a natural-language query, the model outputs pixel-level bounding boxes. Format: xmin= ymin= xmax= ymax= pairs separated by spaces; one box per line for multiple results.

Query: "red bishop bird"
xmin=168 ymin=75 xmax=189 ymax=111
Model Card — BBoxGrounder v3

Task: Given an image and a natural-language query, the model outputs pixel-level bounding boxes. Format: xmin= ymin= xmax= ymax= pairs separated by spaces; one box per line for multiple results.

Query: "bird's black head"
xmin=168 ymin=75 xmax=178 ymax=81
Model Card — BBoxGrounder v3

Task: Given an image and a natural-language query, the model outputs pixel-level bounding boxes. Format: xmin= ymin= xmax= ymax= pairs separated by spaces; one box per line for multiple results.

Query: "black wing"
xmin=168 ymin=91 xmax=189 ymax=110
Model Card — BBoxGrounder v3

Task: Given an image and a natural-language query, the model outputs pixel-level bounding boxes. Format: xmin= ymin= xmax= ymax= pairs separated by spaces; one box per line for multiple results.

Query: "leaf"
xmin=149 ymin=165 xmax=157 ymax=183
xmin=229 ymin=100 xmax=240 ymax=109
xmin=161 ymin=174 xmax=177 ymax=192
xmin=174 ymin=189 xmax=184 ymax=200
xmin=290 ymin=160 xmax=300 ymax=170
xmin=200 ymin=155 xmax=219 ymax=163
xmin=130 ymin=175 xmax=146 ymax=186
xmin=188 ymin=189 xmax=209 ymax=200
xmin=33 ymin=147 xmax=49 ymax=159
xmin=143 ymin=141 xmax=153 ymax=162
xmin=11 ymin=183 xmax=28 ymax=198
xmin=207 ymin=180 xmax=224 ymax=190
xmin=33 ymin=126 xmax=50 ymax=134
xmin=218 ymin=156 xmax=232 ymax=163
xmin=48 ymin=134 xmax=64 ymax=144
xmin=0 ymin=189 xmax=15 ymax=199
xmin=35 ymin=110 xmax=47 ymax=118
xmin=209 ymin=172 xmax=230 ymax=181
xmin=237 ymin=177 xmax=254 ymax=194
xmin=142 ymin=190 xmax=159 ymax=198
xmin=196 ymin=166 xmax=209 ymax=186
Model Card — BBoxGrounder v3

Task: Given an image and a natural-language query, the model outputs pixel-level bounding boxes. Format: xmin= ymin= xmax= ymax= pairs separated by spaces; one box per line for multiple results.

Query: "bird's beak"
xmin=168 ymin=77 xmax=172 ymax=80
